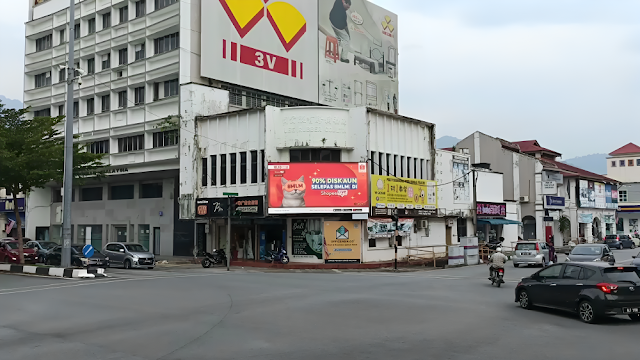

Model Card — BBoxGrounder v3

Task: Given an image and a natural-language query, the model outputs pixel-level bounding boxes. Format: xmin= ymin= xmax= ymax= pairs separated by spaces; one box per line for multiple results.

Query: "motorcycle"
xmin=490 ymin=267 xmax=505 ymax=287
xmin=201 ymin=249 xmax=227 ymax=268
xmin=266 ymin=247 xmax=290 ymax=265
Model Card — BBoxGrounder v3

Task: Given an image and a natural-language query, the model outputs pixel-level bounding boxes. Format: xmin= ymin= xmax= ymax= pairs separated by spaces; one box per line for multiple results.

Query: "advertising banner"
xmin=544 ymin=196 xmax=565 ymax=210
xmin=371 ymin=175 xmax=437 ymax=210
xmin=0 ymin=198 xmax=25 ymax=212
xmin=476 ymin=202 xmax=506 ymax=218
xmin=594 ymin=182 xmax=606 ymax=209
xmin=268 ymin=162 xmax=369 ymax=214
xmin=323 ymin=221 xmax=362 ymax=263
xmin=603 ymin=215 xmax=615 ymax=224
xmin=578 ymin=180 xmax=593 ymax=208
xmin=318 ymin=0 xmax=399 ymax=113
xmin=605 ymin=184 xmax=612 ymax=207
xmin=367 ymin=218 xmax=413 ymax=238
xmin=579 ymin=213 xmax=593 ymax=224
xmin=453 ymin=159 xmax=470 ymax=203
xmin=291 ymin=219 xmax=323 ymax=259
xmin=195 ymin=196 xmax=265 ymax=217
xmin=201 ymin=0 xmax=319 ymax=102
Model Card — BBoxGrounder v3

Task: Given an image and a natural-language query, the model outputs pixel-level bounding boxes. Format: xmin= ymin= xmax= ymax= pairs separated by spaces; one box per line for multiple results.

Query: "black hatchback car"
xmin=515 ymin=262 xmax=640 ymax=323
xmin=604 ymin=235 xmax=635 ymax=249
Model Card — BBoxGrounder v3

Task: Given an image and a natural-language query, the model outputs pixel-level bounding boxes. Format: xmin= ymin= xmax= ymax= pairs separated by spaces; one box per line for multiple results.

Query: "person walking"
xmin=330 ymin=0 xmax=352 ymax=63
xmin=547 ymin=235 xmax=556 ymax=265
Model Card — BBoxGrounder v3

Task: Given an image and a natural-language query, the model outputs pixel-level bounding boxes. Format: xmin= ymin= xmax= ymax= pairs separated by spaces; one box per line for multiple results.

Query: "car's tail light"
xmin=535 ymin=243 xmax=540 ymax=252
xmin=597 ymin=283 xmax=618 ymax=294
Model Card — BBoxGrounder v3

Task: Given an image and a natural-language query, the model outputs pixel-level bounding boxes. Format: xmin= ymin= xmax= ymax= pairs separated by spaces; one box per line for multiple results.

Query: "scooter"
xmin=201 ymin=249 xmax=227 ymax=268
xmin=490 ymin=267 xmax=505 ymax=287
xmin=266 ymin=247 xmax=290 ymax=265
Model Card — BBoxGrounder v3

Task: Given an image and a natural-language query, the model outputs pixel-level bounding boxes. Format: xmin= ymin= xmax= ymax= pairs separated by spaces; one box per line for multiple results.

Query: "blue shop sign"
xmin=544 ymin=196 xmax=565 ymax=209
xmin=0 ymin=198 xmax=25 ymax=212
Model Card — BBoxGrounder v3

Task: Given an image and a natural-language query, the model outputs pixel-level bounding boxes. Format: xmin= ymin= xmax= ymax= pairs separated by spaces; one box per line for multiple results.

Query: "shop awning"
xmin=478 ymin=218 xmax=521 ymax=225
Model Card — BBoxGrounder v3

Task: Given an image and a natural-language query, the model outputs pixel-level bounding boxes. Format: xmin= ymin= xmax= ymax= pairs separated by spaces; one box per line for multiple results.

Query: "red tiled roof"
xmin=440 ymin=147 xmax=455 ymax=151
xmin=512 ymin=140 xmax=561 ymax=157
xmin=542 ymin=158 xmax=617 ymax=183
xmin=609 ymin=143 xmax=640 ymax=156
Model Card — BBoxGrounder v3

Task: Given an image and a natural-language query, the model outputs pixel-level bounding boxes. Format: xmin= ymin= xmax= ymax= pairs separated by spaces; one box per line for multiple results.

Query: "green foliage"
xmin=559 ymin=216 xmax=571 ymax=235
xmin=0 ymin=103 xmax=105 ymax=263
xmin=155 ymin=115 xmax=180 ymax=132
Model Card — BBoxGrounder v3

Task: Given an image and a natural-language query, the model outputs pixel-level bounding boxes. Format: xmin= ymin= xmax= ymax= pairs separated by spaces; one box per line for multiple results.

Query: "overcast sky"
xmin=2 ymin=1 xmax=639 ymax=158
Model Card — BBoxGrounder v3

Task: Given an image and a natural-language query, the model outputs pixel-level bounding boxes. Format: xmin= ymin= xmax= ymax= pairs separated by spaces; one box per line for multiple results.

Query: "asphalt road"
xmin=0 ymin=249 xmax=638 ymax=360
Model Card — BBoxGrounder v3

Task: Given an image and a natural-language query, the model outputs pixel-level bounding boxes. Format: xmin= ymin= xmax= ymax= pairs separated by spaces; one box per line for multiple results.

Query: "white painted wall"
xmin=25 ymin=187 xmax=52 ymax=239
xmin=607 ymin=155 xmax=640 ymax=183
xmin=476 ymin=171 xmax=503 ymax=203
xmin=435 ymin=149 xmax=473 ymax=217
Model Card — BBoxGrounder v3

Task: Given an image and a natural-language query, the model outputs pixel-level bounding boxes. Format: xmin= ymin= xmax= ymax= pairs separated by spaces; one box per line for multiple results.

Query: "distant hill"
xmin=0 ymin=95 xmax=23 ymax=110
xmin=562 ymin=154 xmax=608 ymax=175
xmin=436 ymin=136 xmax=461 ymax=149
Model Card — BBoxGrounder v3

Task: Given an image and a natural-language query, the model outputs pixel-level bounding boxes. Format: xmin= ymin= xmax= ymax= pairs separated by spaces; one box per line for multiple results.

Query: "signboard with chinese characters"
xmin=476 ymin=202 xmax=506 ymax=218
xmin=371 ymin=175 xmax=437 ymax=211
xmin=323 ymin=221 xmax=362 ymax=263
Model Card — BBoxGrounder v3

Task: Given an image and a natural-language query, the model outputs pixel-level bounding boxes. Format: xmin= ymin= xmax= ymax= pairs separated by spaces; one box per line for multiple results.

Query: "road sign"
xmin=223 ymin=192 xmax=238 ymax=196
xmin=82 ymin=244 xmax=95 ymax=258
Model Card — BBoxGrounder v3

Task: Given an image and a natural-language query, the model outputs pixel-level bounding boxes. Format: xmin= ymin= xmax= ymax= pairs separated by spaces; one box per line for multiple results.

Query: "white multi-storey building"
xmin=23 ymin=0 xmax=311 ymax=255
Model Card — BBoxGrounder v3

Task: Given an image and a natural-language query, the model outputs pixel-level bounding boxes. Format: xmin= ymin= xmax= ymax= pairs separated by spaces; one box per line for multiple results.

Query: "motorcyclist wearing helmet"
xmin=488 ymin=247 xmax=508 ymax=280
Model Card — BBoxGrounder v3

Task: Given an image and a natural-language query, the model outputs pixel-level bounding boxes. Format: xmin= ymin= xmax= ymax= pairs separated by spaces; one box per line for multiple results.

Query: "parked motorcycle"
xmin=201 ymin=249 xmax=227 ymax=268
xmin=490 ymin=267 xmax=505 ymax=287
xmin=266 ymin=247 xmax=290 ymax=265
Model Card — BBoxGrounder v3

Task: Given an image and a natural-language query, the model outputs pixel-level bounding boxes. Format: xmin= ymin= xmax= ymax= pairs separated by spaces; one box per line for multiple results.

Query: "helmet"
xmin=496 ymin=247 xmax=503 ymax=253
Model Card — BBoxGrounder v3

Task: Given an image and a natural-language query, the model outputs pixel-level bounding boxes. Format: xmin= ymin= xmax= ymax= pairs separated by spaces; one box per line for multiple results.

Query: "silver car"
xmin=102 ymin=242 xmax=155 ymax=269
xmin=512 ymin=241 xmax=552 ymax=267
xmin=565 ymin=244 xmax=615 ymax=264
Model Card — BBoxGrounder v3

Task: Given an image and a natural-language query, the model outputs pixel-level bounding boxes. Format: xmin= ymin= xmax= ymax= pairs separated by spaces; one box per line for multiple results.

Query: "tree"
xmin=0 ymin=103 xmax=105 ymax=264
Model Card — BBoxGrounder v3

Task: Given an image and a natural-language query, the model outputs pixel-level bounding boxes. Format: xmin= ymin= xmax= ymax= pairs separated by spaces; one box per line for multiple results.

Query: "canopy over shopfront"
xmin=478 ymin=218 xmax=522 ymax=226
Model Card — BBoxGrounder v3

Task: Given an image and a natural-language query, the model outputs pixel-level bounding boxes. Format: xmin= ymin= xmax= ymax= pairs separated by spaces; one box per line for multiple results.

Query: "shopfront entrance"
xmin=257 ymin=221 xmax=287 ymax=261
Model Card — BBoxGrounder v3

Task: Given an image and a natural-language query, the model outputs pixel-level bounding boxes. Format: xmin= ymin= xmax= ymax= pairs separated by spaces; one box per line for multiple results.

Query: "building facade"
xmin=607 ymin=143 xmax=640 ymax=236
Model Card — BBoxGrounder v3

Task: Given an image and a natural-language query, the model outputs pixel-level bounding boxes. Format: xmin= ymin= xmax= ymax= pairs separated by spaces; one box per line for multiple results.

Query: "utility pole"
xmin=61 ymin=0 xmax=76 ymax=268
xmin=472 ymin=168 xmax=478 ymax=238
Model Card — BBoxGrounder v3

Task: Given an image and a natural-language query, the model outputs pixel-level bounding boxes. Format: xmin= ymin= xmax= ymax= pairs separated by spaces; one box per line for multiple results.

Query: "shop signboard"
xmin=0 ymin=198 xmax=25 ymax=212
xmin=323 ymin=221 xmax=362 ymax=263
xmin=544 ymin=196 xmax=565 ymax=210
xmin=367 ymin=218 xmax=413 ymax=238
xmin=542 ymin=181 xmax=557 ymax=195
xmin=195 ymin=196 xmax=265 ymax=218
xmin=603 ymin=215 xmax=615 ymax=224
xmin=579 ymin=213 xmax=593 ymax=224
xmin=543 ymin=171 xmax=563 ymax=184
xmin=476 ymin=202 xmax=506 ymax=218
xmin=291 ymin=219 xmax=323 ymax=259
xmin=594 ymin=182 xmax=606 ymax=209
xmin=371 ymin=175 xmax=437 ymax=210
xmin=605 ymin=184 xmax=612 ymax=207
xmin=267 ymin=162 xmax=369 ymax=214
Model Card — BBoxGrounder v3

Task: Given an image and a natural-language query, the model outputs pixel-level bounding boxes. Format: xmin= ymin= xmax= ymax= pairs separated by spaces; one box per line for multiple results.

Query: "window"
xmin=101 ymin=95 xmax=110 ymax=112
xmin=135 ymin=1 xmax=146 ymax=17
xmin=88 ymin=18 xmax=96 ymax=34
xmin=86 ymin=98 xmax=94 ymax=115
xmin=400 ymin=156 xmax=404 ymax=177
xmin=81 ymin=187 xmax=103 ymax=201
xmin=35 ymin=34 xmax=52 ymax=52
xmin=407 ymin=157 xmax=412 ymax=178
xmin=73 ymin=101 xmax=79 ymax=118
xmin=394 ymin=155 xmax=398 ymax=176
xmin=52 ymin=188 xmax=63 ymax=203
xmin=164 ymin=79 xmax=179 ymax=97
xmin=261 ymin=150 xmax=265 ymax=182
xmin=620 ymin=160 xmax=626 ymax=167
xmin=369 ymin=238 xmax=376 ymax=248
xmin=58 ymin=68 xmax=66 ymax=83
xmin=58 ymin=104 xmax=64 ymax=116
xmin=118 ymin=135 xmax=144 ymax=152
xmin=220 ymin=154 xmax=227 ymax=186
xmin=134 ymin=87 xmax=145 ymax=105
xmin=250 ymin=150 xmax=257 ymax=184
xmin=637 ymin=159 xmax=640 ymax=167
xmin=34 ymin=108 xmax=51 ymax=117
xmin=152 ymin=130 xmax=178 ymax=148
xmin=378 ymin=153 xmax=383 ymax=175
xmin=135 ymin=43 xmax=145 ymax=61
xmin=102 ymin=53 xmax=110 ymax=70
xmin=102 ymin=12 xmax=111 ymax=29
xmin=414 ymin=158 xmax=418 ymax=179
xmin=562 ymin=265 xmax=582 ymax=280
xmin=201 ymin=157 xmax=208 ymax=188
xmin=119 ymin=6 xmax=128 ymax=23
xmin=153 ymin=32 xmax=179 ymax=55
xmin=370 ymin=152 xmax=376 ymax=174
xmin=35 ymin=72 xmax=51 ymax=88
xmin=537 ymin=264 xmax=562 ymax=279
xmin=87 ymin=58 xmax=95 ymax=74
xmin=155 ymin=0 xmax=178 ymax=11
xmin=581 ymin=267 xmax=596 ymax=280
xmin=89 ymin=140 xmax=109 ymax=154
xmin=211 ymin=155 xmax=217 ymax=186
xmin=230 ymin=153 xmax=237 ymax=185
xmin=118 ymin=91 xmax=127 ymax=108
xmin=421 ymin=159 xmax=425 ymax=179
xmin=74 ymin=23 xmax=80 ymax=39
xmin=110 ymin=184 xmax=134 ymax=200
xmin=620 ymin=190 xmax=628 ymax=202
xmin=629 ymin=160 xmax=634 ymax=167
xmin=229 ymin=87 xmax=242 ymax=106
xmin=140 ymin=183 xmax=163 ymax=198
xmin=59 ymin=29 xmax=65 ymax=44
xmin=240 ymin=152 xmax=247 ymax=184
xmin=118 ymin=48 xmax=128 ymax=65
xmin=611 ymin=161 xmax=616 ymax=168
xmin=289 ymin=149 xmax=341 ymax=162
xmin=153 ymin=82 xmax=159 ymax=100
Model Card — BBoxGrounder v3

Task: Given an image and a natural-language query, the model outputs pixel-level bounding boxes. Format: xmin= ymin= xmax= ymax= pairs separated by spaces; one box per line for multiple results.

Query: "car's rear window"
xmin=605 ymin=235 xmax=617 ymax=239
xmin=603 ymin=268 xmax=640 ymax=283
xmin=516 ymin=243 xmax=537 ymax=251
xmin=571 ymin=246 xmax=602 ymax=255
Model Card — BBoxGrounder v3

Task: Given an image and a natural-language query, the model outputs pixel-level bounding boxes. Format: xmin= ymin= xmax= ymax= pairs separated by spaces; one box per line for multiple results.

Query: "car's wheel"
xmin=578 ymin=300 xmax=599 ymax=324
xmin=632 ymin=243 xmax=636 ymax=249
xmin=518 ymin=290 xmax=533 ymax=309
xmin=124 ymin=259 xmax=132 ymax=269
xmin=513 ymin=263 xmax=519 ymax=268
xmin=629 ymin=314 xmax=640 ymax=322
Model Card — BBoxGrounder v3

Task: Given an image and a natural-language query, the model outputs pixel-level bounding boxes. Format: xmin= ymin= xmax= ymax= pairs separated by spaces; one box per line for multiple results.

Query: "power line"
xmin=367 ymin=158 xmax=472 ymax=188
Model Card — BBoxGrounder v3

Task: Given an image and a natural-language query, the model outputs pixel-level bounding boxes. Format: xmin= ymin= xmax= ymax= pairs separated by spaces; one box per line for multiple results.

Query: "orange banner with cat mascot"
xmin=268 ymin=163 xmax=369 ymax=214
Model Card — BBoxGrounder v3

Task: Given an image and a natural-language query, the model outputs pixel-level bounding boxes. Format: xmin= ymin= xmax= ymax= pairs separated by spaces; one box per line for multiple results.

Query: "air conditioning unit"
xmin=417 ymin=219 xmax=429 ymax=229
xmin=520 ymin=196 xmax=529 ymax=203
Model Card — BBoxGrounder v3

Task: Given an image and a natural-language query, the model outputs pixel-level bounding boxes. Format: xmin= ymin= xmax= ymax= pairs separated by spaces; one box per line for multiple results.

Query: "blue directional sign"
xmin=82 ymin=244 xmax=95 ymax=258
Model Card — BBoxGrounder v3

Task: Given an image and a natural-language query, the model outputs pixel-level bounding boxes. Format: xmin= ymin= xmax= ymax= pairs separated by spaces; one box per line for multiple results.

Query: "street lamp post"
xmin=223 ymin=192 xmax=238 ymax=271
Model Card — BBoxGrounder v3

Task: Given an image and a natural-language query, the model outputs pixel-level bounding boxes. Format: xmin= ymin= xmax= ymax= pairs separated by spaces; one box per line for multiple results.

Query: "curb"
xmin=0 ymin=264 xmax=107 ymax=278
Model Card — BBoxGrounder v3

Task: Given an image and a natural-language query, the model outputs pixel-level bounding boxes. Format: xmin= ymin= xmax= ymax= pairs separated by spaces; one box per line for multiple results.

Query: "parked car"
xmin=512 ymin=241 xmax=556 ymax=267
xmin=565 ymin=244 xmax=615 ymax=264
xmin=25 ymin=240 xmax=58 ymax=263
xmin=102 ymin=242 xmax=155 ymax=269
xmin=44 ymin=245 xmax=109 ymax=267
xmin=604 ymin=235 xmax=635 ymax=249
xmin=0 ymin=241 xmax=39 ymax=264
xmin=515 ymin=262 xmax=640 ymax=323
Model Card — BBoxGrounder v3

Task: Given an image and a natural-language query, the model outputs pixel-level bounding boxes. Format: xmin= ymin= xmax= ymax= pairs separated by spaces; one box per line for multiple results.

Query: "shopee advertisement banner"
xmin=268 ymin=163 xmax=369 ymax=214
xmin=323 ymin=221 xmax=362 ymax=263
